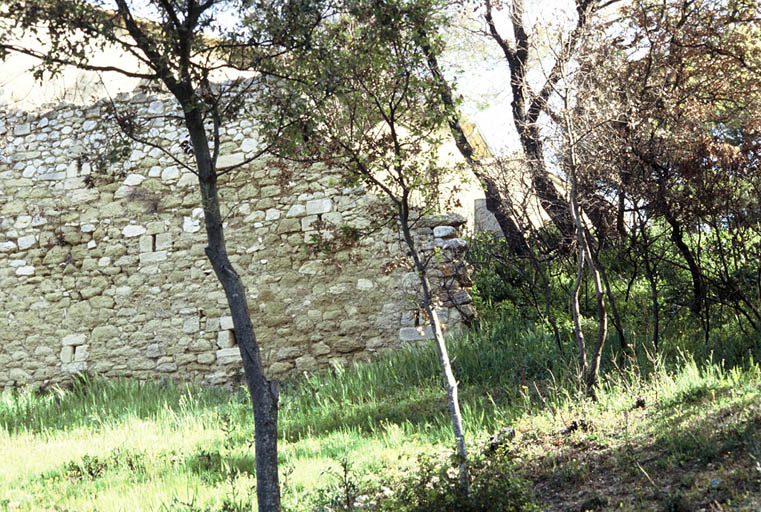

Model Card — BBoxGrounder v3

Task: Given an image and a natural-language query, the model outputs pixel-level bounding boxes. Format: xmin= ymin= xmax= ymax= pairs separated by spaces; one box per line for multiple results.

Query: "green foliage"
xmin=0 ymin=373 xmax=247 ymax=435
xmin=467 ymin=225 xmax=761 ymax=375
xmin=257 ymin=0 xmax=458 ymax=216
xmin=306 ymin=220 xmax=366 ymax=258
xmin=376 ymin=450 xmax=540 ymax=512
xmin=278 ymin=314 xmax=570 ymax=441
xmin=309 ymin=458 xmax=369 ymax=512
xmin=3 ymin=327 xmax=761 ymax=510
xmin=58 ymin=448 xmax=147 ymax=482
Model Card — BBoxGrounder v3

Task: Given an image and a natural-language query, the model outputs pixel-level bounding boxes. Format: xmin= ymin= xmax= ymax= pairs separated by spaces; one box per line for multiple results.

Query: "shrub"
xmin=377 ymin=449 xmax=540 ymax=512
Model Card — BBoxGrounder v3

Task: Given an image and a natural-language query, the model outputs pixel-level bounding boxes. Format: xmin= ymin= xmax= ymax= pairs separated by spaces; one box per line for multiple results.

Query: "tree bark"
xmin=571 ymin=245 xmax=588 ymax=376
xmin=416 ymin=28 xmax=529 ymax=256
xmin=563 ymin=100 xmax=607 ymax=394
xmin=594 ymin=251 xmax=629 ymax=356
xmin=664 ymin=208 xmax=705 ymax=317
xmin=399 ymin=203 xmax=470 ymax=494
xmin=184 ymin=103 xmax=281 ymax=512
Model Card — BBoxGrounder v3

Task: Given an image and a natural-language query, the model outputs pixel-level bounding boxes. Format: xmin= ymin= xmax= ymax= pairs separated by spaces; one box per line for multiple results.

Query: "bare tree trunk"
xmin=184 ymin=105 xmax=281 ymax=512
xmin=594 ymin=253 xmax=628 ymax=356
xmin=638 ymin=220 xmax=660 ymax=352
xmin=584 ymin=247 xmax=608 ymax=392
xmin=571 ymin=245 xmax=588 ymax=376
xmin=664 ymin=208 xmax=705 ymax=317
xmin=563 ymin=99 xmax=607 ymax=394
xmin=543 ymin=270 xmax=564 ymax=356
xmin=399 ymin=204 xmax=470 ymax=494
xmin=416 ymin=28 xmax=529 ymax=256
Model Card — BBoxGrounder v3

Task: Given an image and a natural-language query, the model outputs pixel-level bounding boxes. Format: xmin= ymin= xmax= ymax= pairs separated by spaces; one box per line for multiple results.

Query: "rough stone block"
xmin=295 ymin=354 xmax=318 ymax=371
xmin=62 ymin=333 xmax=87 ymax=346
xmin=450 ymin=290 xmax=472 ymax=305
xmin=286 ymin=204 xmax=306 ymax=217
xmin=217 ymin=153 xmax=245 ymax=169
xmin=275 ymin=346 xmax=302 ymax=360
xmin=60 ymin=346 xmax=74 ymax=363
xmin=139 ymin=235 xmax=153 ymax=253
xmin=306 ymin=198 xmax=332 ymax=215
xmin=146 ymin=344 xmax=165 ymax=358
xmin=147 ymin=100 xmax=164 ymax=114
xmin=122 ymin=225 xmax=147 ymax=237
xmin=241 ymin=138 xmax=258 ymax=152
xmin=146 ymin=221 xmax=165 ymax=235
xmin=14 ymin=123 xmax=31 ymax=136
xmin=160 ymin=167 xmax=179 ymax=182
xmin=189 ymin=339 xmax=213 ymax=352
xmin=265 ymin=208 xmax=281 ymax=221
xmin=333 ymin=337 xmax=365 ymax=353
xmin=357 ymin=279 xmax=374 ymax=290
xmin=268 ymin=361 xmax=293 ymax=374
xmin=312 ymin=342 xmax=331 ymax=356
xmin=441 ymin=238 xmax=467 ymax=251
xmin=197 ymin=353 xmax=216 ymax=364
xmin=399 ymin=326 xmax=434 ymax=342
xmin=277 ymin=218 xmax=301 ymax=234
xmin=433 ymin=226 xmax=457 ymax=239
xmin=183 ymin=316 xmax=200 ymax=334
xmin=298 ymin=261 xmax=322 ymax=275
xmin=74 ymin=345 xmax=89 ymax=362
xmin=217 ymin=330 xmax=236 ymax=348
xmin=205 ymin=318 xmax=220 ymax=332
xmin=89 ymin=295 xmax=115 ymax=309
xmin=261 ymin=185 xmax=280 ymax=198
xmin=17 ymin=234 xmax=36 ymax=250
xmin=183 ymin=217 xmax=201 ymax=233
xmin=139 ymin=251 xmax=168 ymax=264
xmin=216 ymin=348 xmax=240 ymax=365
xmin=9 ymin=368 xmax=31 ymax=382
xmin=420 ymin=213 xmax=466 ymax=228
xmin=155 ymin=233 xmax=172 ymax=250
xmin=219 ymin=316 xmax=234 ymax=330
xmin=124 ymin=174 xmax=145 ymax=186
xmin=63 ymin=361 xmax=87 ymax=374
xmin=156 ymin=361 xmax=178 ymax=372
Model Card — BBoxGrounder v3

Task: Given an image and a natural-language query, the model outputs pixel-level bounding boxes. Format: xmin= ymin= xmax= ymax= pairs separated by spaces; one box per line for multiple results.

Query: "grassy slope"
xmin=1 ymin=322 xmax=760 ymax=511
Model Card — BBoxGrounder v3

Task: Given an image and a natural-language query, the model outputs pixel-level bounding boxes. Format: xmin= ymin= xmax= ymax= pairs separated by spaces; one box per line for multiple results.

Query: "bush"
xmin=377 ymin=449 xmax=540 ymax=512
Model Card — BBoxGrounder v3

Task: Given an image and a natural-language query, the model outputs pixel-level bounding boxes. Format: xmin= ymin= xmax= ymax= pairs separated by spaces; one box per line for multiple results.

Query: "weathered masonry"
xmin=0 ymin=91 xmax=476 ymax=389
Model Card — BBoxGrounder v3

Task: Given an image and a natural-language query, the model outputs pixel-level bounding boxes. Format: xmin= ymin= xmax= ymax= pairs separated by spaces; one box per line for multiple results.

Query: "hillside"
xmin=2 ymin=319 xmax=760 ymax=511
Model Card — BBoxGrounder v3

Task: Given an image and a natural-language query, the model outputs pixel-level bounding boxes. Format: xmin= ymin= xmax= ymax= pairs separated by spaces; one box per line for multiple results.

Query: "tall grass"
xmin=0 ymin=374 xmax=250 ymax=436
xmin=3 ymin=314 xmax=761 ymax=512
xmin=278 ymin=315 xmax=573 ymax=441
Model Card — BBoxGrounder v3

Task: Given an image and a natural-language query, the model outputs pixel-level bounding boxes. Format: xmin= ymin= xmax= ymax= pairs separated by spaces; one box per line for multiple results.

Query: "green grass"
xmin=2 ymin=318 xmax=761 ymax=511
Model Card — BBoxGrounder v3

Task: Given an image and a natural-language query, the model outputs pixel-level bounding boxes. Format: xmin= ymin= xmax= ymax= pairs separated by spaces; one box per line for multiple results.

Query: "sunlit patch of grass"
xmin=2 ymin=319 xmax=761 ymax=511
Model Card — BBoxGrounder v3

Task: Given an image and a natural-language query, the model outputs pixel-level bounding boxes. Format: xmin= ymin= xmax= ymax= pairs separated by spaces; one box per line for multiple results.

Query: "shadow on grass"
xmin=526 ymin=389 xmax=761 ymax=512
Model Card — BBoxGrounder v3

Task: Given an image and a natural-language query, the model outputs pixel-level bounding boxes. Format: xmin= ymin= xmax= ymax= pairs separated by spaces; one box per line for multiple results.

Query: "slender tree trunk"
xmin=543 ymin=269 xmax=564 ymax=356
xmin=594 ymin=252 xmax=628 ymax=356
xmin=584 ymin=245 xmax=608 ymax=392
xmin=639 ymin=223 xmax=660 ymax=351
xmin=664 ymin=208 xmax=704 ymax=317
xmin=644 ymin=253 xmax=660 ymax=352
xmin=184 ymin=104 xmax=281 ymax=512
xmin=416 ymin=27 xmax=529 ymax=256
xmin=563 ymin=103 xmax=607 ymax=393
xmin=571 ymin=245 xmax=588 ymax=376
xmin=399 ymin=204 xmax=470 ymax=494
xmin=521 ymin=135 xmax=576 ymax=241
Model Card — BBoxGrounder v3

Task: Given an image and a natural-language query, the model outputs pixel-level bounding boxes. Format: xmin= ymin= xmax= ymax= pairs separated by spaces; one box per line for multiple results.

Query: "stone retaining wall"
xmin=0 ymin=92 xmax=475 ymax=389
